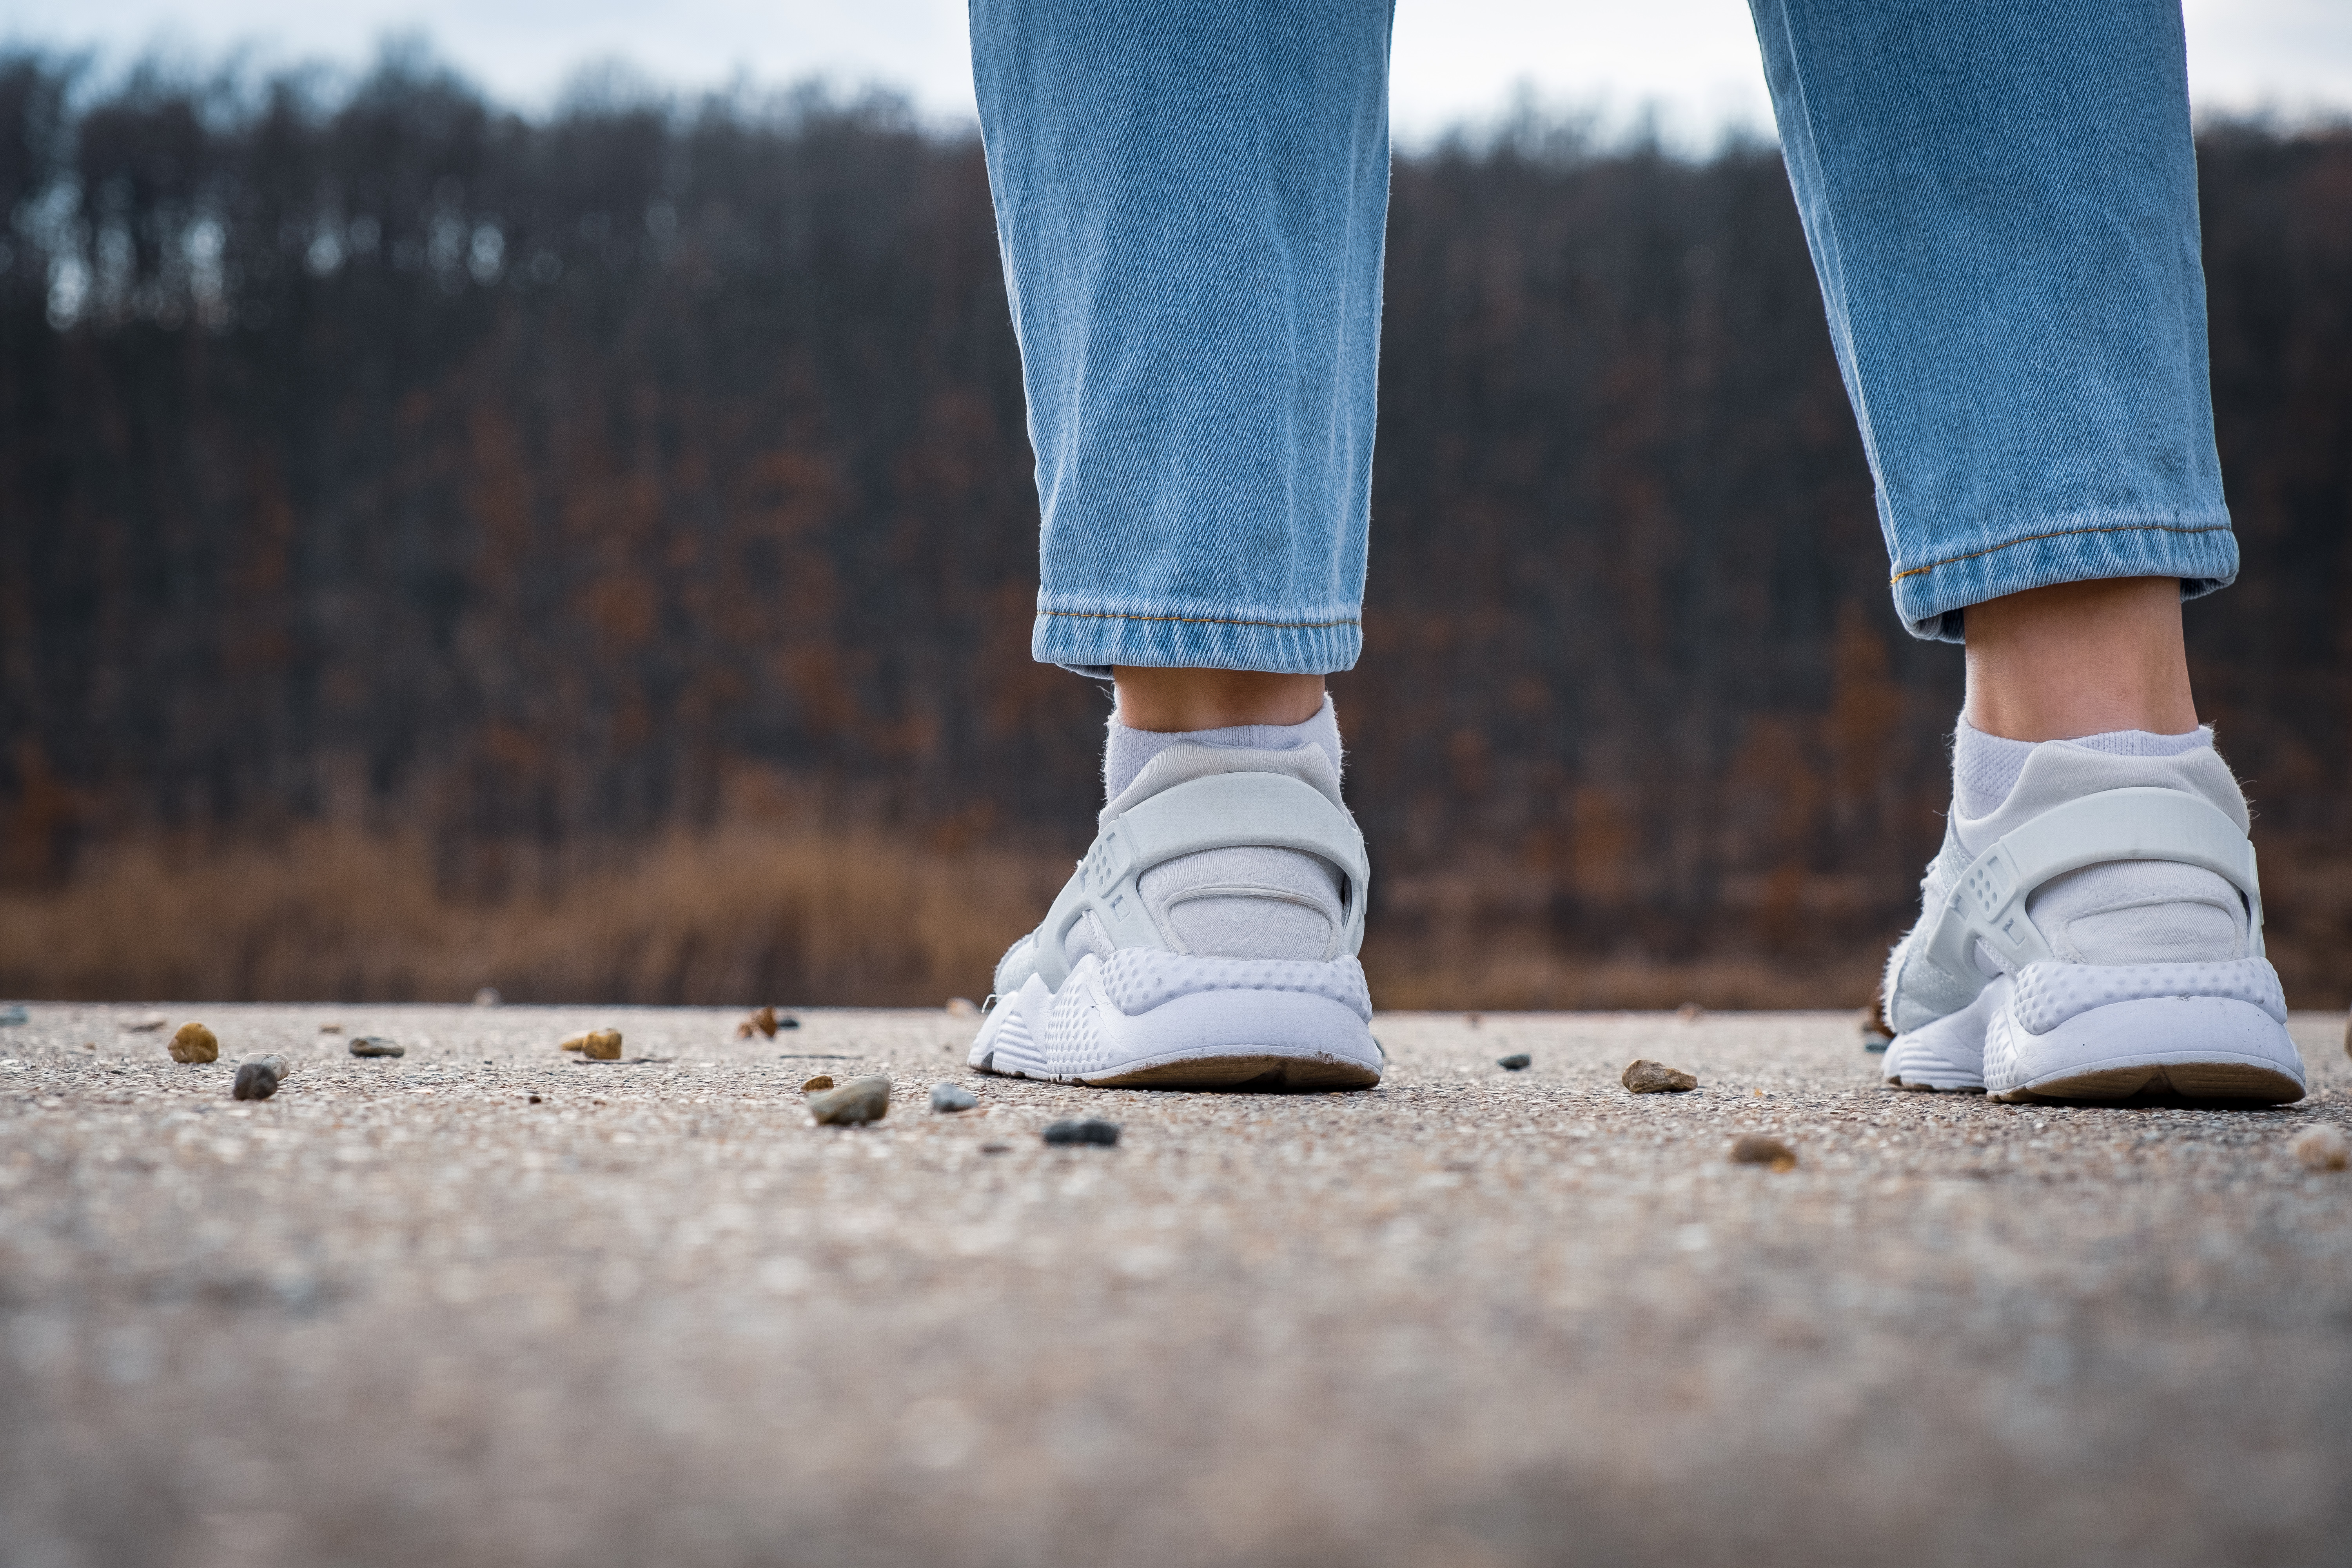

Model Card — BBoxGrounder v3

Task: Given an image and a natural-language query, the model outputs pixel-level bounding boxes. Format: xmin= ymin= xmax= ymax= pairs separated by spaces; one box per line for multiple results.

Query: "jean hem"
xmin=1891 ymin=515 xmax=2238 ymax=644
xmin=1032 ymin=608 xmax=1362 ymax=675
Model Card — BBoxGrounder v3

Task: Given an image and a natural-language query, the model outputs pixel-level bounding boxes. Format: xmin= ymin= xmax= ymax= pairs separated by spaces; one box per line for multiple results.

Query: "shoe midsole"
xmin=1988 ymin=994 xmax=2303 ymax=1096
xmin=1060 ymin=985 xmax=1378 ymax=1083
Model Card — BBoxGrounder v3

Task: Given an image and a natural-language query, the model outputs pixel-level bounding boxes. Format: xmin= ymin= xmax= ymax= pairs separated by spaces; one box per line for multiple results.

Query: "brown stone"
xmin=1622 ymin=1059 xmax=1697 ymax=1094
xmin=560 ymin=1029 xmax=623 ymax=1058
xmin=945 ymin=997 xmax=979 ymax=1018
xmin=1676 ymin=1002 xmax=1706 ymax=1023
xmin=2291 ymin=1124 xmax=2348 ymax=1172
xmin=1730 ymin=1134 xmax=1798 ymax=1171
xmin=808 ymin=1075 xmax=891 ymax=1126
xmin=168 ymin=1022 xmax=219 ymax=1064
xmin=800 ymin=1074 xmax=835 ymax=1093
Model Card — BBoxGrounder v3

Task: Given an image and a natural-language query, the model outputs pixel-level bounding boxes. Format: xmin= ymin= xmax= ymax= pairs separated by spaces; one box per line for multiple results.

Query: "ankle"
xmin=1961 ymin=577 xmax=2198 ymax=740
xmin=1112 ymin=667 xmax=1326 ymax=732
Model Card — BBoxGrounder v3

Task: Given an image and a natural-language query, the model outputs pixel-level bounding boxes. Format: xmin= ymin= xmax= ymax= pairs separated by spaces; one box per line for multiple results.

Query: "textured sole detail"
xmin=968 ymin=974 xmax=1051 ymax=1078
xmin=1884 ymin=982 xmax=2000 ymax=1093
xmin=967 ymin=956 xmax=1380 ymax=1091
xmin=2010 ymin=956 xmax=2285 ymax=1036
xmin=1985 ymin=995 xmax=2305 ymax=1104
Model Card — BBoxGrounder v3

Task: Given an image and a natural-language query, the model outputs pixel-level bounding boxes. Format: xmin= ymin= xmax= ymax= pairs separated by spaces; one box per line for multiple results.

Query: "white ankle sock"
xmin=1104 ymin=695 xmax=1343 ymax=802
xmin=1951 ymin=717 xmax=2210 ymax=818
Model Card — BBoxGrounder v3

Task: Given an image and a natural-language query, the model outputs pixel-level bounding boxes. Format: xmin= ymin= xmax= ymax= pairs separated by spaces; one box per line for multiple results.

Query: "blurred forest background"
xmin=1 ymin=53 xmax=2347 ymax=1008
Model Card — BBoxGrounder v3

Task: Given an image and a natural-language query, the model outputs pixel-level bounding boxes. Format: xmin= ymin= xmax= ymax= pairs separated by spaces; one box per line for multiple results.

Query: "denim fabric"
xmin=971 ymin=0 xmax=1393 ymax=676
xmin=1749 ymin=0 xmax=2234 ymax=642
xmin=971 ymin=0 xmax=2234 ymax=670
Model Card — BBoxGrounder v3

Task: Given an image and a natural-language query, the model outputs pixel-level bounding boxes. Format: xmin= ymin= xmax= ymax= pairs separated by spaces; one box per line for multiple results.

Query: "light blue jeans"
xmin=971 ymin=0 xmax=2237 ymax=671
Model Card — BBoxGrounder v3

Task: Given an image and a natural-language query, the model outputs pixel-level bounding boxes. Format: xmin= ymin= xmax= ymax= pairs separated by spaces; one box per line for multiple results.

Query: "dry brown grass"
xmin=0 ymin=825 xmax=1062 ymax=1007
xmin=4 ymin=825 xmax=2342 ymax=1010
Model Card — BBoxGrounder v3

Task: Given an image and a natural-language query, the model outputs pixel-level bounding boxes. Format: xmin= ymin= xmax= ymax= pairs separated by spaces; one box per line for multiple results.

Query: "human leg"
xmin=1749 ymin=0 xmax=2303 ymax=1100
xmin=964 ymin=0 xmax=1395 ymax=1088
xmin=971 ymin=0 xmax=1392 ymax=677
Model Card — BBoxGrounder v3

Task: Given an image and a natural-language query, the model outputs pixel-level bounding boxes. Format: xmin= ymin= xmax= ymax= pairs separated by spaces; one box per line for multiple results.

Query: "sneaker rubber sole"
xmin=1985 ymin=993 xmax=2303 ymax=1103
xmin=970 ymin=950 xmax=1381 ymax=1091
xmin=1887 ymin=961 xmax=2305 ymax=1104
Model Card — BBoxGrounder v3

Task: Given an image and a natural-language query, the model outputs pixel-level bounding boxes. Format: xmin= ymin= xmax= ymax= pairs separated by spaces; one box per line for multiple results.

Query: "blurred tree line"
xmin=2 ymin=52 xmax=2346 ymax=1001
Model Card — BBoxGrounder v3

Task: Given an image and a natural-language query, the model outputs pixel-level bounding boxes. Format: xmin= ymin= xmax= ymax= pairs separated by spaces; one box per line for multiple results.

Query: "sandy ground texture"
xmin=3 ymin=1002 xmax=2350 ymax=1568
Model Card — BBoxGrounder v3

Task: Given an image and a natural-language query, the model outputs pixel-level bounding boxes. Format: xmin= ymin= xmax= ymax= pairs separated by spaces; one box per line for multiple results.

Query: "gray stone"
xmin=808 ymin=1075 xmax=891 ymax=1126
xmin=1042 ymin=1118 xmax=1120 ymax=1147
xmin=930 ymin=1083 xmax=979 ymax=1113
xmin=348 ymin=1036 xmax=405 ymax=1058
xmin=232 ymin=1057 xmax=286 ymax=1101
xmin=1622 ymin=1059 xmax=1698 ymax=1094
xmin=0 ymin=1004 xmax=25 ymax=1025
xmin=1497 ymin=1053 xmax=1532 ymax=1071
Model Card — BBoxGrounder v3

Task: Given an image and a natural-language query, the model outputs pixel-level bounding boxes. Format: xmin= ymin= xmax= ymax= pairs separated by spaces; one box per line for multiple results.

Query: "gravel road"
xmin=3 ymin=1003 xmax=2348 ymax=1568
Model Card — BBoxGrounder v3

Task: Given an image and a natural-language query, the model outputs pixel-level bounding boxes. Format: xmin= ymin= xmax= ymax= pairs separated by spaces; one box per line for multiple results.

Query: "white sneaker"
xmin=1881 ymin=738 xmax=2306 ymax=1103
xmin=967 ymin=739 xmax=1381 ymax=1089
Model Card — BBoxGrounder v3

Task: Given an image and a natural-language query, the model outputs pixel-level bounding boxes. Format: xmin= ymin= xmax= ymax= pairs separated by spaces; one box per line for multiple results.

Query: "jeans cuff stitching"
xmin=1889 ymin=521 xmax=2234 ymax=585
xmin=1036 ymin=610 xmax=1360 ymax=632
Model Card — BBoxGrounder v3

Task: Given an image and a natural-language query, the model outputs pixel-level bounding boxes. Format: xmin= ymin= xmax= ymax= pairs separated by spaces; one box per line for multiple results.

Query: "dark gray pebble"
xmin=232 ymin=1057 xmax=285 ymax=1101
xmin=930 ymin=1083 xmax=979 ymax=1113
xmin=1042 ymin=1118 xmax=1121 ymax=1147
xmin=348 ymin=1036 xmax=405 ymax=1058
xmin=1497 ymin=1053 xmax=1532 ymax=1070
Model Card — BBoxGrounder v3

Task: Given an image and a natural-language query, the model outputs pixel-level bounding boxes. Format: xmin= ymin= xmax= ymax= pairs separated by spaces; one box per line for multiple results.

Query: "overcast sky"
xmin=5 ymin=0 xmax=2348 ymax=147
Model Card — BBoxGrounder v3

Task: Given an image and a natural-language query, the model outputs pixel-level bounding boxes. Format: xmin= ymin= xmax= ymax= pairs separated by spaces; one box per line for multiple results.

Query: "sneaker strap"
xmin=1032 ymin=772 xmax=1370 ymax=990
xmin=1920 ymin=786 xmax=2266 ymax=996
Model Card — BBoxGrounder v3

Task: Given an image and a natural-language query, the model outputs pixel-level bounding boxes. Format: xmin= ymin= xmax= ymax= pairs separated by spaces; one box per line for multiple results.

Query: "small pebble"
xmin=778 ymin=1015 xmax=800 ymax=1030
xmin=1622 ymin=1058 xmax=1697 ymax=1094
xmin=930 ymin=1083 xmax=978 ymax=1113
xmin=528 ymin=1094 xmax=543 ymax=1104
xmin=737 ymin=1005 xmax=781 ymax=1040
xmin=0 ymin=1004 xmax=27 ymax=1025
xmin=945 ymin=997 xmax=979 ymax=1018
xmin=473 ymin=987 xmax=503 ymax=1006
xmin=168 ymin=1022 xmax=219 ymax=1064
xmin=1677 ymin=1002 xmax=1706 ymax=1023
xmin=1042 ymin=1118 xmax=1121 ymax=1147
xmin=232 ymin=1056 xmax=286 ymax=1101
xmin=1729 ymin=1133 xmax=1797 ymax=1171
xmin=980 ymin=1143 xmax=1012 ymax=1155
xmin=348 ymin=1036 xmax=404 ymax=1058
xmin=2291 ymin=1124 xmax=2349 ymax=1172
xmin=127 ymin=1013 xmax=169 ymax=1033
xmin=808 ymin=1075 xmax=892 ymax=1126
xmin=1497 ymin=1053 xmax=1531 ymax=1071
xmin=561 ymin=1029 xmax=623 ymax=1060
xmin=318 ymin=1022 xmax=343 ymax=1034
xmin=800 ymin=1074 xmax=835 ymax=1093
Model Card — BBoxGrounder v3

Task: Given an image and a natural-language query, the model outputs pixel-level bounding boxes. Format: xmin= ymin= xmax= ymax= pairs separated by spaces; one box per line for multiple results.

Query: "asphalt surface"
xmin=4 ymin=1002 xmax=2349 ymax=1568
